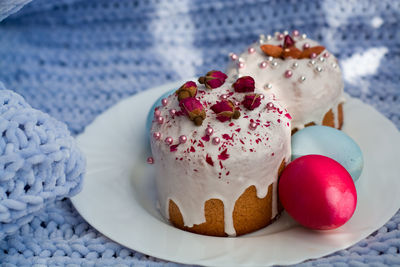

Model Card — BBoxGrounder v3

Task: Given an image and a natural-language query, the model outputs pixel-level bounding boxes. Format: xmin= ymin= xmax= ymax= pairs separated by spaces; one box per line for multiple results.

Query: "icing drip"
xmin=272 ymin=181 xmax=278 ymax=218
xmin=151 ymin=80 xmax=291 ymax=236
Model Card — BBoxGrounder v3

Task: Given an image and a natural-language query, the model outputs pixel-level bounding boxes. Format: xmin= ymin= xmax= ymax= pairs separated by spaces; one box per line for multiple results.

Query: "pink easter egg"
xmin=279 ymin=155 xmax=357 ymax=230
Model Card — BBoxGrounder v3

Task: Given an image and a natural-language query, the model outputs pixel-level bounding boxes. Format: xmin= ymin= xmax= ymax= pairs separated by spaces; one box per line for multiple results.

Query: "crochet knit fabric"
xmin=0 ymin=90 xmax=85 ymax=240
xmin=0 ymin=0 xmax=399 ymax=266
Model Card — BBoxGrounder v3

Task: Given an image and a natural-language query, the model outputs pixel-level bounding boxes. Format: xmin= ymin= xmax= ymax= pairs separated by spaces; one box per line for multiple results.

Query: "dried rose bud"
xmin=210 ymin=100 xmax=241 ymax=122
xmin=198 ymin=70 xmax=227 ymax=89
xmin=283 ymin=35 xmax=295 ymax=48
xmin=179 ymin=97 xmax=206 ymax=126
xmin=242 ymin=94 xmax=262 ymax=110
xmin=233 ymin=76 xmax=255 ymax=93
xmin=176 ymin=81 xmax=197 ymax=101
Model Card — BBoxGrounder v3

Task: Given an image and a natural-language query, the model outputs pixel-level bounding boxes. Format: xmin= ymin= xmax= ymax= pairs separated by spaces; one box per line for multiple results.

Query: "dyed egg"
xmin=146 ymin=89 xmax=175 ymax=134
xmin=292 ymin=126 xmax=363 ymax=182
xmin=279 ymin=155 xmax=357 ymax=230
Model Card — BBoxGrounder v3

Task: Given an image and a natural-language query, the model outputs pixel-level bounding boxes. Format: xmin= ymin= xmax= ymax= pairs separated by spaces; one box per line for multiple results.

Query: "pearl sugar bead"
xmin=156 ymin=116 xmax=164 ymax=124
xmin=266 ymin=102 xmax=275 ymax=110
xmin=249 ymin=122 xmax=257 ymax=130
xmin=285 ymin=70 xmax=293 ymax=78
xmin=205 ymin=127 xmax=214 ymax=136
xmin=153 ymin=132 xmax=161 ymax=140
xmin=165 ymin=136 xmax=173 ymax=145
xmin=212 ymin=137 xmax=220 ymax=145
xmin=179 ymin=135 xmax=187 ymax=144
xmin=315 ymin=66 xmax=323 ymax=73
xmin=259 ymin=61 xmax=268 ymax=69
xmin=220 ymin=94 xmax=228 ymax=100
xmin=169 ymin=109 xmax=176 ymax=117
xmin=229 ymin=53 xmax=238 ymax=61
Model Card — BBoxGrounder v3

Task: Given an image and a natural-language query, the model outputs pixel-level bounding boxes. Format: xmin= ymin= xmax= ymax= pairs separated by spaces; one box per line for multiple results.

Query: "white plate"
xmin=72 ymin=80 xmax=400 ymax=266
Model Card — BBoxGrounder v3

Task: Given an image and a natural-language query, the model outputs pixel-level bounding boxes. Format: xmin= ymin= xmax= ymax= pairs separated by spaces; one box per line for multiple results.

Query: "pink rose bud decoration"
xmin=210 ymin=100 xmax=241 ymax=122
xmin=232 ymin=76 xmax=255 ymax=93
xmin=179 ymin=97 xmax=206 ymax=126
xmin=176 ymin=81 xmax=198 ymax=101
xmin=242 ymin=94 xmax=262 ymax=110
xmin=198 ymin=70 xmax=228 ymax=89
xmin=283 ymin=35 xmax=295 ymax=48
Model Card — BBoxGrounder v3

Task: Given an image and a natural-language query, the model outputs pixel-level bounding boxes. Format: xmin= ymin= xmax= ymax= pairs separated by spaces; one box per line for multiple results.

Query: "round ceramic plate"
xmin=71 ymin=80 xmax=400 ymax=266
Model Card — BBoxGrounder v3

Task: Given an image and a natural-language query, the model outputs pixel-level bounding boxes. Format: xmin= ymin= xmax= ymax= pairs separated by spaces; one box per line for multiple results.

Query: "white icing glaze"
xmin=226 ymin=34 xmax=345 ymax=130
xmin=150 ymin=81 xmax=291 ymax=236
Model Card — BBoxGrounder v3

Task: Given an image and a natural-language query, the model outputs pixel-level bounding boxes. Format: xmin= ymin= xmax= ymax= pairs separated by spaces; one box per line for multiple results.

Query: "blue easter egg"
xmin=146 ymin=89 xmax=176 ymax=135
xmin=291 ymin=126 xmax=363 ymax=182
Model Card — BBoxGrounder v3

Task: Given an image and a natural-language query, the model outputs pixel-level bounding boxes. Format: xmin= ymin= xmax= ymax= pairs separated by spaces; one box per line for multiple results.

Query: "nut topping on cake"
xmin=260 ymin=35 xmax=325 ymax=59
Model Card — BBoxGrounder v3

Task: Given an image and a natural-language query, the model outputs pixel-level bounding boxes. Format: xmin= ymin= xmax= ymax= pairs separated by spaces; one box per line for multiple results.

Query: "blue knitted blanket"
xmin=0 ymin=0 xmax=399 ymax=266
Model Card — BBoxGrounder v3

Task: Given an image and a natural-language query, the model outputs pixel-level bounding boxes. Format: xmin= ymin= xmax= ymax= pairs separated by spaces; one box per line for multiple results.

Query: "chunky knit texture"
xmin=0 ymin=89 xmax=85 ymax=240
xmin=0 ymin=0 xmax=399 ymax=266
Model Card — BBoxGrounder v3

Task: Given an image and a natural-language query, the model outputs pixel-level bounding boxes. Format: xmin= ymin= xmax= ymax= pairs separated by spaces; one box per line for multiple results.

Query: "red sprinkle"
xmin=229 ymin=122 xmax=235 ymax=127
xmin=219 ymin=161 xmax=224 ymax=169
xmin=190 ymin=146 xmax=196 ymax=152
xmin=170 ymin=144 xmax=179 ymax=152
xmin=218 ymin=149 xmax=230 ymax=160
xmin=222 ymin=134 xmax=233 ymax=140
xmin=198 ymin=140 xmax=204 ymax=147
xmin=206 ymin=154 xmax=214 ymax=166
xmin=235 ymin=128 xmax=241 ymax=132
xmin=201 ymin=135 xmax=210 ymax=142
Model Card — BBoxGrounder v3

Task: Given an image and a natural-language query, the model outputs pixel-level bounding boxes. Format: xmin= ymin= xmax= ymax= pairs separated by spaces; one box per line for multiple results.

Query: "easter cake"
xmin=226 ymin=31 xmax=345 ymax=134
xmin=149 ymin=72 xmax=291 ymax=236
